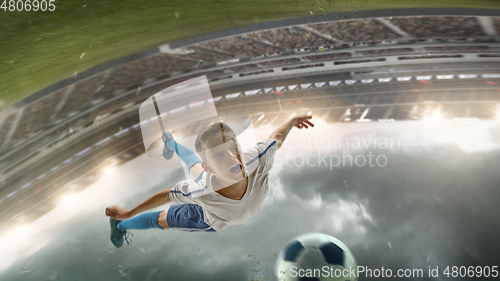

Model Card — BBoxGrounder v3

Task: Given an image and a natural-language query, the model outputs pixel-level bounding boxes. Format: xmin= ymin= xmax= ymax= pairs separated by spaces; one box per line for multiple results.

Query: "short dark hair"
xmin=195 ymin=122 xmax=236 ymax=161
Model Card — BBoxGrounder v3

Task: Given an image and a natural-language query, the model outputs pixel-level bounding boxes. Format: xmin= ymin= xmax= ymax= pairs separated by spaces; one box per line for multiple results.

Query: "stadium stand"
xmin=3 ymin=14 xmax=500 ymax=238
xmin=156 ymin=54 xmax=200 ymax=75
xmin=246 ymin=27 xmax=332 ymax=50
xmin=4 ymin=15 xmax=500 ymax=172
xmin=493 ymin=18 xmax=500 ymax=37
xmin=398 ymin=54 xmax=462 ymax=60
xmin=355 ymin=48 xmax=414 ymax=56
xmin=0 ymin=140 xmax=42 ymax=170
xmin=0 ymin=112 xmax=17 ymax=148
xmin=335 ymin=57 xmax=385 ymax=65
xmin=259 ymin=58 xmax=301 ymax=66
xmin=11 ymin=89 xmax=66 ymax=142
xmin=57 ymin=73 xmax=108 ymax=119
xmin=55 ymin=55 xmax=204 ymax=122
xmin=95 ymin=55 xmax=199 ymax=99
xmin=179 ymin=46 xmax=237 ymax=63
xmin=16 ymin=16 xmax=491 ymax=135
xmin=224 ymin=64 xmax=260 ymax=72
xmin=303 ymin=52 xmax=352 ymax=61
xmin=244 ymin=33 xmax=283 ymax=52
xmin=95 ymin=56 xmax=162 ymax=99
xmin=197 ymin=35 xmax=282 ymax=58
xmin=283 ymin=63 xmax=324 ymax=71
xmin=53 ymin=118 xmax=86 ymax=140
xmin=199 ymin=69 xmax=226 ymax=78
xmin=308 ymin=19 xmax=400 ymax=43
xmin=424 ymin=46 xmax=491 ymax=52
xmin=389 ymin=17 xmax=484 ymax=39
xmin=239 ymin=69 xmax=274 ymax=77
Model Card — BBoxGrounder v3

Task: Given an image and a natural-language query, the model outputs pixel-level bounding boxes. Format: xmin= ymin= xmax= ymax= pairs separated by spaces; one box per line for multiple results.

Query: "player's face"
xmin=204 ymin=131 xmax=246 ymax=184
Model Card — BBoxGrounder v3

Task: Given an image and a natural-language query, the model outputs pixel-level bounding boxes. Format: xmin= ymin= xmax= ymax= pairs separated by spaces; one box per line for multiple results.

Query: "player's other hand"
xmin=293 ymin=114 xmax=314 ymax=129
xmin=105 ymin=205 xmax=131 ymax=220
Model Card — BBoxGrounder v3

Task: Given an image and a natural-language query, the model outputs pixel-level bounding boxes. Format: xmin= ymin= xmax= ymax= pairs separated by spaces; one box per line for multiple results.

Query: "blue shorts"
xmin=166 ymin=204 xmax=216 ymax=232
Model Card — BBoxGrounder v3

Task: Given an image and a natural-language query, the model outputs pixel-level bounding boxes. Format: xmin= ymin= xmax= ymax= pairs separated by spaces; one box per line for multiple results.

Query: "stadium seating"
xmin=247 ymin=27 xmax=332 ymax=50
xmin=355 ymin=48 xmax=414 ymax=56
xmin=0 ymin=112 xmax=17 ymax=148
xmin=58 ymin=73 xmax=108 ymax=119
xmin=197 ymin=35 xmax=282 ymax=58
xmin=424 ymin=46 xmax=490 ymax=52
xmin=259 ymin=58 xmax=301 ymax=66
xmin=390 ymin=17 xmax=484 ymax=39
xmin=4 ymin=15 xmax=498 ymax=162
xmin=178 ymin=46 xmax=237 ymax=63
xmin=303 ymin=53 xmax=352 ymax=61
xmin=308 ymin=19 xmax=400 ymax=43
xmin=12 ymin=88 xmax=66 ymax=142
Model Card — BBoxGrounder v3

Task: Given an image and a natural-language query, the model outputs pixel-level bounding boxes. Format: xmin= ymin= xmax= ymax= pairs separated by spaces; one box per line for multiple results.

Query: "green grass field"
xmin=1 ymin=0 xmax=499 ymax=110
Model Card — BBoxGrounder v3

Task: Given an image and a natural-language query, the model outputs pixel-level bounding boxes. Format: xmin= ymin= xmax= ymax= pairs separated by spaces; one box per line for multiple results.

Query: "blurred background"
xmin=1 ymin=1 xmax=500 ymax=280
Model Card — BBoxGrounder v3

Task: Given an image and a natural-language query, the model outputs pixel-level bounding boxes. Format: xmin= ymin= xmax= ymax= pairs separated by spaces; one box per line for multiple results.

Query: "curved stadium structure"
xmin=1 ymin=8 xmax=500 ymax=237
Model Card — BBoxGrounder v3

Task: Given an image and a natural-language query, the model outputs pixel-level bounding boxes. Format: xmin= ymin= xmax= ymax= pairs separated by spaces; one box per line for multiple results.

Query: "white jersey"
xmin=168 ymin=138 xmax=278 ymax=231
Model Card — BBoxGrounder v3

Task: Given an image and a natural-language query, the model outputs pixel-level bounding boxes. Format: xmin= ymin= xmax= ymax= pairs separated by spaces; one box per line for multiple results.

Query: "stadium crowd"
xmin=308 ymin=19 xmax=400 ymax=43
xmin=182 ymin=46 xmax=237 ymax=63
xmin=389 ymin=17 xmax=484 ymax=38
xmin=198 ymin=36 xmax=282 ymax=58
xmin=245 ymin=27 xmax=332 ymax=50
xmin=12 ymin=89 xmax=66 ymax=142
xmin=224 ymin=64 xmax=260 ymax=72
xmin=0 ymin=113 xmax=17 ymax=148
xmin=494 ymin=18 xmax=500 ymax=37
xmin=58 ymin=73 xmax=108 ymax=119
xmin=3 ymin=15 xmax=496 ymax=161
xmin=95 ymin=56 xmax=173 ymax=99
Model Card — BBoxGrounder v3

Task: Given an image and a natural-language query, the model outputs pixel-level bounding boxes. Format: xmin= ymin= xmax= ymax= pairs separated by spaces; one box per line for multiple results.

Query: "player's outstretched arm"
xmin=269 ymin=114 xmax=314 ymax=149
xmin=105 ymin=188 xmax=172 ymax=220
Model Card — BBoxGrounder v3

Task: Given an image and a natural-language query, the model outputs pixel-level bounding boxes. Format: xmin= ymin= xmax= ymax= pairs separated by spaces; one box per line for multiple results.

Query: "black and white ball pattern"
xmin=275 ymin=233 xmax=358 ymax=281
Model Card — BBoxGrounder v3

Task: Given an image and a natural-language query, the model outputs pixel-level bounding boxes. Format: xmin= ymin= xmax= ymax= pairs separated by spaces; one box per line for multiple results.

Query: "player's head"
xmin=195 ymin=122 xmax=246 ymax=183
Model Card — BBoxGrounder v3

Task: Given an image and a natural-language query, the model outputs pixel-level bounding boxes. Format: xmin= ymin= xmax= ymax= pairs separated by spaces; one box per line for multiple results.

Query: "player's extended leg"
xmin=109 ymin=205 xmax=214 ymax=247
xmin=116 ymin=210 xmax=165 ymax=232
xmin=117 ymin=205 xmax=214 ymax=232
xmin=162 ymin=131 xmax=203 ymax=178
xmin=109 ymin=210 xmax=167 ymax=248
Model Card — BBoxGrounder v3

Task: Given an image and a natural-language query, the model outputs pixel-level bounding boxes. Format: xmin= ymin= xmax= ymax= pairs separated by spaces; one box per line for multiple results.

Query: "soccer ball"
xmin=275 ymin=233 xmax=358 ymax=281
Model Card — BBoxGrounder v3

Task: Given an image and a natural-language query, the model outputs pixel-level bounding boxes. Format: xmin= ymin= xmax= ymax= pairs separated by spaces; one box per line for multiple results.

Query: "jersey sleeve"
xmin=244 ymin=138 xmax=278 ymax=174
xmin=168 ymin=178 xmax=208 ymax=205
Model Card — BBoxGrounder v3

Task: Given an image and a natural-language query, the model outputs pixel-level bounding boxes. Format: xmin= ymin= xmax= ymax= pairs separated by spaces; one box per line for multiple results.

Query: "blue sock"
xmin=117 ymin=210 xmax=164 ymax=232
xmin=166 ymin=139 xmax=202 ymax=171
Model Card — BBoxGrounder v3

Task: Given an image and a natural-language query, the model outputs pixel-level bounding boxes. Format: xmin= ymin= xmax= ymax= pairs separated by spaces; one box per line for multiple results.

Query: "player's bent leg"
xmin=162 ymin=131 xmax=202 ymax=176
xmin=162 ymin=131 xmax=175 ymax=160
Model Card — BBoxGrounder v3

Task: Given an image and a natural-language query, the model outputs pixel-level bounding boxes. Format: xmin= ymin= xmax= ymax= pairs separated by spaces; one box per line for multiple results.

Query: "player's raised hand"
xmin=105 ymin=205 xmax=131 ymax=220
xmin=293 ymin=114 xmax=314 ymax=129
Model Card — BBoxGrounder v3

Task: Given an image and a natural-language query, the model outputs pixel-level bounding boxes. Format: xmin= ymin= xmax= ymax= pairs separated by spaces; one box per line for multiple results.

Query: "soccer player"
xmin=105 ymin=114 xmax=314 ymax=247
